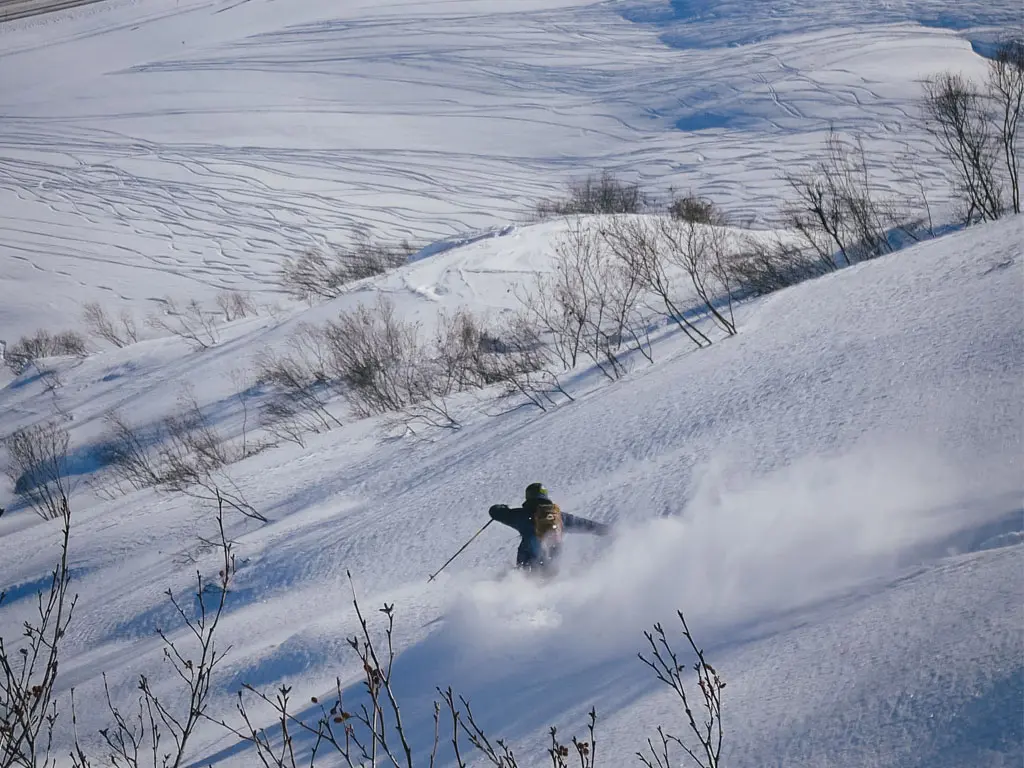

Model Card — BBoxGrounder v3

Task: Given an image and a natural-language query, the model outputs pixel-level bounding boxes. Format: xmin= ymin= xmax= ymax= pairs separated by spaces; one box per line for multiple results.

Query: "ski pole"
xmin=428 ymin=519 xmax=494 ymax=582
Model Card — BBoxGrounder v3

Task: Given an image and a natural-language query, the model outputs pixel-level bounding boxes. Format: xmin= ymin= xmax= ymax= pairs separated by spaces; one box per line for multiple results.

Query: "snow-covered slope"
xmin=0 ymin=0 xmax=1015 ymax=337
xmin=1 ymin=1 xmax=1022 ymax=766
xmin=1 ymin=213 xmax=1022 ymax=766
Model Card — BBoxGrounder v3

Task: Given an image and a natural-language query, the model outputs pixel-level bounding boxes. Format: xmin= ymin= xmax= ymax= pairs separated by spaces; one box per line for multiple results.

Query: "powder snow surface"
xmin=0 ymin=1 xmax=1022 ymax=766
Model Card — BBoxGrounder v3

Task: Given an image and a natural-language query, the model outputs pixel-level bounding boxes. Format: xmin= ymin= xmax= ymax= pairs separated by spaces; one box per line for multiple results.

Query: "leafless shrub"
xmin=322 ymin=296 xmax=476 ymax=433
xmin=656 ymin=218 xmax=736 ymax=336
xmin=784 ymin=130 xmax=909 ymax=268
xmin=478 ymin=313 xmax=573 ymax=413
xmin=923 ymin=72 xmax=1004 ymax=223
xmin=4 ymin=420 xmax=71 ymax=522
xmin=637 ymin=612 xmax=725 ymax=768
xmin=599 ymin=217 xmax=715 ymax=348
xmin=72 ymin=494 xmax=237 ymax=768
xmin=100 ymin=393 xmax=265 ymax=522
xmin=0 ymin=495 xmax=76 ymax=768
xmin=34 ymin=365 xmax=64 ymax=397
xmin=390 ymin=312 xmax=480 ymax=433
xmin=4 ymin=330 xmax=87 ymax=375
xmin=146 ymin=298 xmax=219 ymax=351
xmin=213 ymin=575 xmax=420 ymax=768
xmin=321 ymin=296 xmax=423 ymax=418
xmin=988 ymin=40 xmax=1024 ymax=214
xmin=210 ymin=577 xmax=723 ymax=768
xmin=667 ymin=195 xmax=726 ymax=225
xmin=255 ymin=325 xmax=343 ymax=446
xmin=433 ymin=309 xmax=490 ymax=391
xmin=100 ymin=411 xmax=163 ymax=492
xmin=261 ymin=302 xmax=287 ymax=324
xmin=256 ymin=303 xmax=503 ymax=438
xmin=536 ymin=171 xmax=647 ymax=218
xmin=279 ymin=234 xmax=412 ymax=303
xmin=215 ymin=291 xmax=258 ymax=323
xmin=892 ymin=145 xmax=939 ymax=241
xmin=160 ymin=391 xmax=233 ymax=485
xmin=519 ymin=219 xmax=651 ymax=380
xmin=82 ymin=303 xmax=139 ymax=349
xmin=213 ymin=574 xmax=601 ymax=768
xmin=724 ymin=236 xmax=828 ymax=296
xmin=228 ymin=368 xmax=267 ymax=462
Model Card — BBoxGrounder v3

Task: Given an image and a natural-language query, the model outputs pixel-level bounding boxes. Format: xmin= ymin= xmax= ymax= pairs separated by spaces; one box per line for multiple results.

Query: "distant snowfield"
xmin=0 ymin=0 xmax=1014 ymax=337
xmin=1 ymin=0 xmax=1022 ymax=766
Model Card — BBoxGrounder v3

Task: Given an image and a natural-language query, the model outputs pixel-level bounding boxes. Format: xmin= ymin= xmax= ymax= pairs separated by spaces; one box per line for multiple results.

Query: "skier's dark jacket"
xmin=489 ymin=497 xmax=608 ymax=569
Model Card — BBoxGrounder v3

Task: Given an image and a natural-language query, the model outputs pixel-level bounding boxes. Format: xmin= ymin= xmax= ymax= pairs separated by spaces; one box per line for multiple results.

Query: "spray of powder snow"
xmin=443 ymin=436 xmax=981 ymax=665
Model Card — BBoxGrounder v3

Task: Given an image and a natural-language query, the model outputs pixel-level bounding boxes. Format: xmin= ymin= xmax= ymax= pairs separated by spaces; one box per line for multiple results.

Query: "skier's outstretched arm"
xmin=562 ymin=511 xmax=610 ymax=535
xmin=489 ymin=504 xmax=531 ymax=533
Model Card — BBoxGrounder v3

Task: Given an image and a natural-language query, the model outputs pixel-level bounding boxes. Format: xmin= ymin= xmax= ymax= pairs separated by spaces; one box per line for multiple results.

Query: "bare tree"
xmin=215 ymin=291 xmax=258 ymax=323
xmin=4 ymin=421 xmax=71 ymax=522
xmin=637 ymin=613 xmax=725 ymax=768
xmin=82 ymin=303 xmax=139 ymax=349
xmin=923 ymin=73 xmax=1004 ymax=223
xmin=656 ymin=219 xmax=736 ymax=336
xmin=146 ymin=298 xmax=220 ymax=351
xmin=784 ymin=131 xmax=901 ymax=268
xmin=4 ymin=331 xmax=87 ymax=376
xmin=521 ymin=219 xmax=650 ymax=380
xmin=599 ymin=217 xmax=713 ymax=348
xmin=988 ymin=40 xmax=1024 ymax=214
xmin=0 ymin=495 xmax=76 ymax=768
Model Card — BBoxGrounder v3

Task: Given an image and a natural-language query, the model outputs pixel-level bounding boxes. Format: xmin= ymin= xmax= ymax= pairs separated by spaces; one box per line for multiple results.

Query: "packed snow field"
xmin=0 ymin=0 xmax=1015 ymax=337
xmin=1 ymin=0 xmax=1023 ymax=766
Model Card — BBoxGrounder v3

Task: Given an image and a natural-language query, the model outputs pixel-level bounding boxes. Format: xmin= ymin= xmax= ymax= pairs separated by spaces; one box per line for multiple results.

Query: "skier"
xmin=489 ymin=483 xmax=609 ymax=575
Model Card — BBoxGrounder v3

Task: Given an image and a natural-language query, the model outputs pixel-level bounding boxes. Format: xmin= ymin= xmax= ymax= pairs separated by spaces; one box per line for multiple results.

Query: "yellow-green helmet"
xmin=525 ymin=482 xmax=549 ymax=500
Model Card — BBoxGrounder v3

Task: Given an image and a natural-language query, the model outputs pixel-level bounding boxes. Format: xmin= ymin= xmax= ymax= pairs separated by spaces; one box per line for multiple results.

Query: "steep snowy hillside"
xmin=0 ymin=213 xmax=1021 ymax=766
xmin=1 ymin=0 xmax=1022 ymax=766
xmin=1 ymin=0 xmax=1017 ymax=336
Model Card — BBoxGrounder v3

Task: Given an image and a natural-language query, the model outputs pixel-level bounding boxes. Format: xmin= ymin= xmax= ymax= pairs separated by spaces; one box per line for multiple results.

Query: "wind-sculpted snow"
xmin=0 ymin=0 xmax=1012 ymax=335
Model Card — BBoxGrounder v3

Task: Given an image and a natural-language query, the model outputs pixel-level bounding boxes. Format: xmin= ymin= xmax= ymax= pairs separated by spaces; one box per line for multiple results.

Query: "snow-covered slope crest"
xmin=1 ymin=215 xmax=1022 ymax=766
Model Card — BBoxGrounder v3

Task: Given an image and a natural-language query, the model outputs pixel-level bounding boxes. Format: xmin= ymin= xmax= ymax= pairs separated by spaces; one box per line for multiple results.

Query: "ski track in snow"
xmin=0 ymin=1 xmax=1023 ymax=766
xmin=0 ymin=213 xmax=1021 ymax=766
xmin=0 ymin=0 xmax=1014 ymax=336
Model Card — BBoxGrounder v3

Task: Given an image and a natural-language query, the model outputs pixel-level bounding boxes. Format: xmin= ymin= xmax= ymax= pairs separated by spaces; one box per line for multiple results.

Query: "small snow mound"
xmin=409 ymin=225 xmax=517 ymax=262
